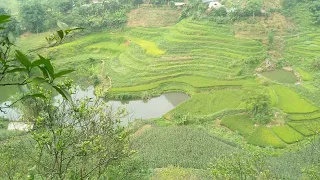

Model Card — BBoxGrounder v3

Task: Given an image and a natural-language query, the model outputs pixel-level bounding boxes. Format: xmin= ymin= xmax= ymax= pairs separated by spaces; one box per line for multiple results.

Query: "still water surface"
xmin=261 ymin=69 xmax=297 ymax=84
xmin=1 ymin=86 xmax=190 ymax=124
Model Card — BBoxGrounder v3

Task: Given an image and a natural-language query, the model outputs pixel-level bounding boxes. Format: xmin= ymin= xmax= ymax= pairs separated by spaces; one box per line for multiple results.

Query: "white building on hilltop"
xmin=203 ymin=0 xmax=222 ymax=9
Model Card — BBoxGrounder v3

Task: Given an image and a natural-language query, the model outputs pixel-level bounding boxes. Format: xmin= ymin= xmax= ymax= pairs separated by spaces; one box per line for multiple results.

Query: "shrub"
xmin=172 ymin=113 xmax=190 ymax=125
xmin=276 ymin=58 xmax=289 ymax=68
xmin=0 ymin=123 xmax=5 ymax=129
xmin=242 ymin=87 xmax=272 ymax=124
xmin=92 ymin=75 xmax=101 ymax=86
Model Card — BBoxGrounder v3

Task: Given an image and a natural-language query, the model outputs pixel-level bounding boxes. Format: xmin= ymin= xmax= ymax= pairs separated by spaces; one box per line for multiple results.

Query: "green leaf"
xmin=52 ymin=86 xmax=72 ymax=103
xmin=7 ymin=68 xmax=28 ymax=73
xmin=31 ymin=58 xmax=51 ymax=68
xmin=32 ymin=77 xmax=47 ymax=85
xmin=0 ymin=57 xmax=5 ymax=64
xmin=65 ymin=27 xmax=85 ymax=35
xmin=24 ymin=93 xmax=46 ymax=99
xmin=57 ymin=30 xmax=64 ymax=40
xmin=15 ymin=50 xmax=31 ymax=69
xmin=54 ymin=69 xmax=74 ymax=79
xmin=38 ymin=66 xmax=50 ymax=80
xmin=0 ymin=15 xmax=10 ymax=24
xmin=38 ymin=55 xmax=54 ymax=76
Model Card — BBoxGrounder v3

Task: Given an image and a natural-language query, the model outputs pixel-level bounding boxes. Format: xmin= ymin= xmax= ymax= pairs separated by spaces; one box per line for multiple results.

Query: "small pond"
xmin=261 ymin=69 xmax=297 ymax=84
xmin=2 ymin=86 xmax=190 ymax=125
xmin=108 ymin=92 xmax=189 ymax=124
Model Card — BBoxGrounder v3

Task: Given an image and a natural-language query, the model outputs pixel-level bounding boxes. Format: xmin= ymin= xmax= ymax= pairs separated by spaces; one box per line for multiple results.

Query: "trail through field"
xmin=95 ymin=60 xmax=112 ymax=96
xmin=134 ymin=124 xmax=152 ymax=137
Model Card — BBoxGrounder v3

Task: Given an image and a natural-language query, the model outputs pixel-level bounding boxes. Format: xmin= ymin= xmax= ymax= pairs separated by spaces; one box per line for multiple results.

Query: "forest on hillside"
xmin=1 ymin=0 xmax=320 ymax=179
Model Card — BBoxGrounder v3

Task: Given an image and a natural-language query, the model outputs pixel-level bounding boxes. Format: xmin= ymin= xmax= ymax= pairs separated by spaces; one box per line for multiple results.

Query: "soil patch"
xmin=134 ymin=124 xmax=152 ymax=137
xmin=234 ymin=13 xmax=295 ymax=39
xmin=127 ymin=7 xmax=181 ymax=27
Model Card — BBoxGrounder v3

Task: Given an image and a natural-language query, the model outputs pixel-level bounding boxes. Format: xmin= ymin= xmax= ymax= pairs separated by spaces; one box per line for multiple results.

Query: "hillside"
xmin=1 ymin=0 xmax=320 ymax=179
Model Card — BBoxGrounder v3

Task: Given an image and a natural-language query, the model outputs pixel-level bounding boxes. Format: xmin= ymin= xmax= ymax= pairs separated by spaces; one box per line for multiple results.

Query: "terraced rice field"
xmin=105 ymin=19 xmax=264 ymax=88
xmin=284 ymin=32 xmax=320 ymax=69
xmin=220 ymin=84 xmax=320 ymax=148
xmin=18 ymin=18 xmax=320 ymax=148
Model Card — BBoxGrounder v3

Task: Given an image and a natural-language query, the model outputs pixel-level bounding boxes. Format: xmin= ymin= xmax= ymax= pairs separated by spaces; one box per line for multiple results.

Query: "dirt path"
xmin=96 ymin=60 xmax=112 ymax=96
xmin=134 ymin=124 xmax=152 ymax=137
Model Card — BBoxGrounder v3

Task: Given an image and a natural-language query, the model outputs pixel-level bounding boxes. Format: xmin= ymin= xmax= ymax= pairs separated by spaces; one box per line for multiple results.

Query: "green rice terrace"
xmin=1 ymin=0 xmax=320 ymax=179
xmin=18 ymin=17 xmax=320 ymax=149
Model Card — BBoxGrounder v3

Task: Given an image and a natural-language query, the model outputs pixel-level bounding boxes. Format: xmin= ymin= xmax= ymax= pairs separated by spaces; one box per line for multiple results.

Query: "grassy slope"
xmin=273 ymin=85 xmax=318 ymax=113
xmin=247 ymin=126 xmax=286 ymax=148
xmin=167 ymin=90 xmax=244 ymax=116
xmin=272 ymin=125 xmax=304 ymax=144
xmin=220 ymin=114 xmax=255 ymax=137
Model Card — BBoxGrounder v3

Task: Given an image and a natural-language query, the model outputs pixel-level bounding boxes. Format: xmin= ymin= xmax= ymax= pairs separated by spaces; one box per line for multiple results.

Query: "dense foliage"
xmin=0 ymin=14 xmax=130 ymax=179
xmin=1 ymin=0 xmax=143 ymax=34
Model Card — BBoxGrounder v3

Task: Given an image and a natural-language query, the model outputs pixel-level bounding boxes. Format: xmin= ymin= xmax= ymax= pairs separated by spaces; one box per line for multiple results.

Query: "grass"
xmin=167 ymin=90 xmax=244 ymax=116
xmin=247 ymin=126 xmax=286 ymax=148
xmin=111 ymin=76 xmax=256 ymax=92
xmin=84 ymin=42 xmax=127 ymax=53
xmin=273 ymin=85 xmax=318 ymax=113
xmin=132 ymin=126 xmax=237 ymax=169
xmin=268 ymin=86 xmax=278 ymax=106
xmin=285 ymin=32 xmax=320 ymax=67
xmin=295 ymin=68 xmax=313 ymax=81
xmin=272 ymin=125 xmax=304 ymax=144
xmin=131 ymin=39 xmax=165 ymax=56
xmin=0 ymin=129 xmax=24 ymax=142
xmin=289 ymin=111 xmax=320 ymax=121
xmin=288 ymin=121 xmax=320 ymax=136
xmin=220 ymin=114 xmax=255 ymax=137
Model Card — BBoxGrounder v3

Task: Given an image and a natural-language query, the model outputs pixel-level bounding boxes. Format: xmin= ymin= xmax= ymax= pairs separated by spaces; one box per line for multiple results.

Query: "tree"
xmin=310 ymin=0 xmax=320 ymax=24
xmin=0 ymin=8 xmax=20 ymax=37
xmin=1 ymin=15 xmax=130 ymax=179
xmin=244 ymin=0 xmax=263 ymax=17
xmin=0 ymin=15 xmax=78 ymax=113
xmin=27 ymin=96 xmax=130 ymax=179
xmin=20 ymin=1 xmax=46 ymax=33
xmin=242 ymin=87 xmax=272 ymax=124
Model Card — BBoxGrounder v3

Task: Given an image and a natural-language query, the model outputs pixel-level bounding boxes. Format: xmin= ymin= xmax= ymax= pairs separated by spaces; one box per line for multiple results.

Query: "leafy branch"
xmin=0 ymin=15 xmax=75 ymax=112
